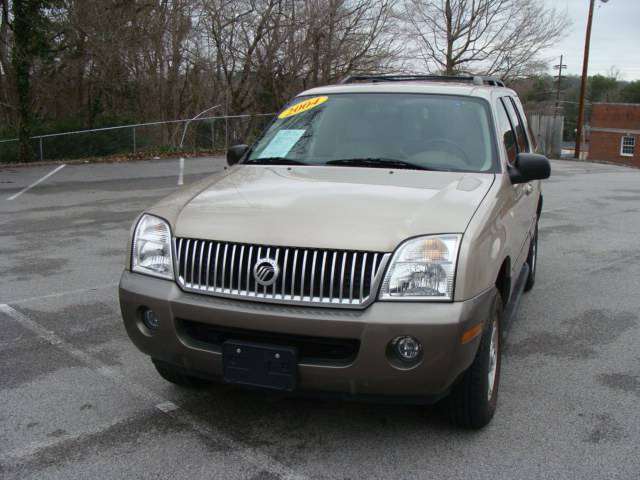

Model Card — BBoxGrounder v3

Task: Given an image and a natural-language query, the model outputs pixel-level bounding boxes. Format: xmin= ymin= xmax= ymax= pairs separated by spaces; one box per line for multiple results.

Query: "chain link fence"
xmin=0 ymin=113 xmax=275 ymax=163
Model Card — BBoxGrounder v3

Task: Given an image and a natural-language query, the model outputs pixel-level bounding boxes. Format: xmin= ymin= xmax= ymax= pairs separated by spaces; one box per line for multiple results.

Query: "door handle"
xmin=524 ymin=183 xmax=533 ymax=195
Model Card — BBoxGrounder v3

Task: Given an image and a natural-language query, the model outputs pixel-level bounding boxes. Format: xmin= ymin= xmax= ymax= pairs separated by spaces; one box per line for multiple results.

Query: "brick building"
xmin=590 ymin=103 xmax=639 ymax=166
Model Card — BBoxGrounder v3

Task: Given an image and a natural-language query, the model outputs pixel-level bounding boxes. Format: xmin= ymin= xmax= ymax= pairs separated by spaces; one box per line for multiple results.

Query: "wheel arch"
xmin=495 ymin=257 xmax=511 ymax=307
xmin=537 ymin=194 xmax=543 ymax=219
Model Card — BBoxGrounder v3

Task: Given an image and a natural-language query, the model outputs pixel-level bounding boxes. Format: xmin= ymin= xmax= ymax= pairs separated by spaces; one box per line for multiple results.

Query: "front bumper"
xmin=119 ymin=271 xmax=495 ymax=400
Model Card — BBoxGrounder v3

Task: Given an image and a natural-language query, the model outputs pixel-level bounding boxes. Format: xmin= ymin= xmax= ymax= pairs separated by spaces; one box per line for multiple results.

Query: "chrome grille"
xmin=174 ymin=238 xmax=390 ymax=308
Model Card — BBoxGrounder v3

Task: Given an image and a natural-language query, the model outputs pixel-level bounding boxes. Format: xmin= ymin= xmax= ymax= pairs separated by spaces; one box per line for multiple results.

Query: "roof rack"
xmin=339 ymin=74 xmax=506 ymax=87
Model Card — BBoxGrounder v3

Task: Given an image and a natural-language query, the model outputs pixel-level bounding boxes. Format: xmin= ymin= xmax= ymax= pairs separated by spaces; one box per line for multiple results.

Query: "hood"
xmin=165 ymin=165 xmax=494 ymax=253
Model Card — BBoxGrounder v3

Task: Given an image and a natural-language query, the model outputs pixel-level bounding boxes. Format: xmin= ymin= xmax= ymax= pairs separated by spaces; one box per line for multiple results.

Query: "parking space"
xmin=1 ymin=158 xmax=639 ymax=479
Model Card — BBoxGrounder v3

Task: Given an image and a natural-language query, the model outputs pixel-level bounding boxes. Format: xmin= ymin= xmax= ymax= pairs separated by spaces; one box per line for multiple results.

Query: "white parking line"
xmin=0 ymin=303 xmax=307 ymax=480
xmin=544 ymin=207 xmax=568 ymax=213
xmin=4 ymin=283 xmax=118 ymax=305
xmin=6 ymin=164 xmax=66 ymax=201
xmin=155 ymin=401 xmax=180 ymax=413
xmin=178 ymin=157 xmax=184 ymax=185
xmin=0 ymin=415 xmax=136 ymax=464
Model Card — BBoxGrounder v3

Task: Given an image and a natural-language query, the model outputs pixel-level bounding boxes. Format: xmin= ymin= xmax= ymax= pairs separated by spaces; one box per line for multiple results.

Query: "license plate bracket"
xmin=222 ymin=341 xmax=297 ymax=392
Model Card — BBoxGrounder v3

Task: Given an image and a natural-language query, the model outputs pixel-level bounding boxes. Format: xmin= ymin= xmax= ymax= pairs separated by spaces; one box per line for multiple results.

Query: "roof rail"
xmin=339 ymin=74 xmax=506 ymax=88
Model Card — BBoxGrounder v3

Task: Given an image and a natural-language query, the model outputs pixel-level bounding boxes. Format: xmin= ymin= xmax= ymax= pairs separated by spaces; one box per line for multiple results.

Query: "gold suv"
xmin=119 ymin=75 xmax=550 ymax=428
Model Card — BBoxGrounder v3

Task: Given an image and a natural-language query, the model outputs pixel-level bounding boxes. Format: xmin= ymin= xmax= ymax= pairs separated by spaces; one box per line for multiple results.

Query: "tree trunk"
xmin=11 ymin=0 xmax=36 ymax=162
xmin=444 ymin=0 xmax=454 ymax=75
xmin=0 ymin=0 xmax=11 ymax=122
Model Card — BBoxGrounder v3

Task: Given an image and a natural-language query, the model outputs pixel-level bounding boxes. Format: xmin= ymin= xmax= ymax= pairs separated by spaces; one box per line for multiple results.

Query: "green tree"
xmin=524 ymin=76 xmax=554 ymax=104
xmin=588 ymin=74 xmax=619 ymax=103
xmin=619 ymin=81 xmax=640 ymax=103
xmin=10 ymin=0 xmax=55 ymax=162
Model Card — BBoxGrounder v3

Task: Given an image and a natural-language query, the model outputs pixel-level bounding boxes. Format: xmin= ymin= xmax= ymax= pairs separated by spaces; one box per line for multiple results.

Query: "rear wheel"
xmin=448 ymin=290 xmax=502 ymax=429
xmin=152 ymin=359 xmax=212 ymax=388
xmin=524 ymin=223 xmax=538 ymax=292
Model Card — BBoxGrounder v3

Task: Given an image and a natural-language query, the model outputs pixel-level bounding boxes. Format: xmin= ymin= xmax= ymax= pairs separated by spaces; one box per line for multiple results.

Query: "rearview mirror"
xmin=509 ymin=153 xmax=551 ymax=184
xmin=227 ymin=144 xmax=249 ymax=166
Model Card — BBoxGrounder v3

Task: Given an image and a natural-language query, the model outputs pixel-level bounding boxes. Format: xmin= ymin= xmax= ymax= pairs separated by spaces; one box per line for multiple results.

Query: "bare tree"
xmin=42 ymin=0 xmax=208 ymax=140
xmin=200 ymin=0 xmax=399 ymax=111
xmin=5 ymin=0 xmax=579 ymax=162
xmin=401 ymin=0 xmax=569 ymax=80
xmin=0 ymin=0 xmax=13 ymax=127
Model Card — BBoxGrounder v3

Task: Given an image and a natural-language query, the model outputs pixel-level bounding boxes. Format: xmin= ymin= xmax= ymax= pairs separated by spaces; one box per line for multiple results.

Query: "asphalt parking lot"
xmin=1 ymin=158 xmax=639 ymax=479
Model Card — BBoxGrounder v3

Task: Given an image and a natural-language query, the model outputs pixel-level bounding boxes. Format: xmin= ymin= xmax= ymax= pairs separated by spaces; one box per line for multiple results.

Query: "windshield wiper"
xmin=326 ymin=158 xmax=444 ymax=171
xmin=244 ymin=157 xmax=309 ymax=166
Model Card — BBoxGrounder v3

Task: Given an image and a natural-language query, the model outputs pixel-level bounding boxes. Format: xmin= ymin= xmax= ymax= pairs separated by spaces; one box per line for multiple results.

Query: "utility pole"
xmin=553 ymin=55 xmax=567 ymax=118
xmin=575 ymin=0 xmax=609 ymax=159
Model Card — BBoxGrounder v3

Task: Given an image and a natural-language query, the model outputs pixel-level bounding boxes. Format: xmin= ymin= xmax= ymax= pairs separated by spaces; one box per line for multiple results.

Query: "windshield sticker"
xmin=258 ymin=129 xmax=306 ymax=158
xmin=278 ymin=96 xmax=328 ymax=119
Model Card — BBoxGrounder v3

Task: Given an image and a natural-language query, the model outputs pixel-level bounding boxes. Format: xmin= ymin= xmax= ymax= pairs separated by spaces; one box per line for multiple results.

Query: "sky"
xmin=546 ymin=0 xmax=640 ymax=80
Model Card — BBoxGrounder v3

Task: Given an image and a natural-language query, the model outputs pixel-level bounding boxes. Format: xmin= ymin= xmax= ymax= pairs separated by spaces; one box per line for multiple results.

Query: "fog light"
xmin=141 ymin=308 xmax=159 ymax=330
xmin=392 ymin=336 xmax=422 ymax=363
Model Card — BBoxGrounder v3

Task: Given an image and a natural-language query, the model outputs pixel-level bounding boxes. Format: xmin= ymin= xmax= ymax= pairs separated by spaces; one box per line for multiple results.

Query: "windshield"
xmin=246 ymin=93 xmax=496 ymax=173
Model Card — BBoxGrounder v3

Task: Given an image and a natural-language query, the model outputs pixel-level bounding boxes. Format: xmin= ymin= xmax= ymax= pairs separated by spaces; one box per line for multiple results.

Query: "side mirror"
xmin=227 ymin=144 xmax=249 ymax=166
xmin=509 ymin=153 xmax=551 ymax=184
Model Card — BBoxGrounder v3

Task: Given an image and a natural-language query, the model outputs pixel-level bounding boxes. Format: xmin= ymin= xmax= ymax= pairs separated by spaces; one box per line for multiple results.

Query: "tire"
xmin=152 ymin=359 xmax=212 ymax=388
xmin=524 ymin=222 xmax=538 ymax=292
xmin=448 ymin=290 xmax=502 ymax=429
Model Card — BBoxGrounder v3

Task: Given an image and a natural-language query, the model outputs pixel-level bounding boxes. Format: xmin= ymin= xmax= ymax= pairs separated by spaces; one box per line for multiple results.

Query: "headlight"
xmin=379 ymin=235 xmax=461 ymax=301
xmin=132 ymin=214 xmax=174 ymax=280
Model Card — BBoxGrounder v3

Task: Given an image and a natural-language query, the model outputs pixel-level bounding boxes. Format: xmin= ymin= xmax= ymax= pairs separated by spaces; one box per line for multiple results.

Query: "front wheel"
xmin=448 ymin=290 xmax=502 ymax=429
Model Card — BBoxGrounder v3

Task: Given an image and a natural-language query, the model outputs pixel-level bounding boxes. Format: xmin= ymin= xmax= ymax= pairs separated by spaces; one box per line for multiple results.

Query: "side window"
xmin=502 ymin=97 xmax=529 ymax=153
xmin=526 ymin=120 xmax=538 ymax=153
xmin=511 ymin=97 xmax=537 ymax=152
xmin=495 ymin=100 xmax=517 ymax=164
